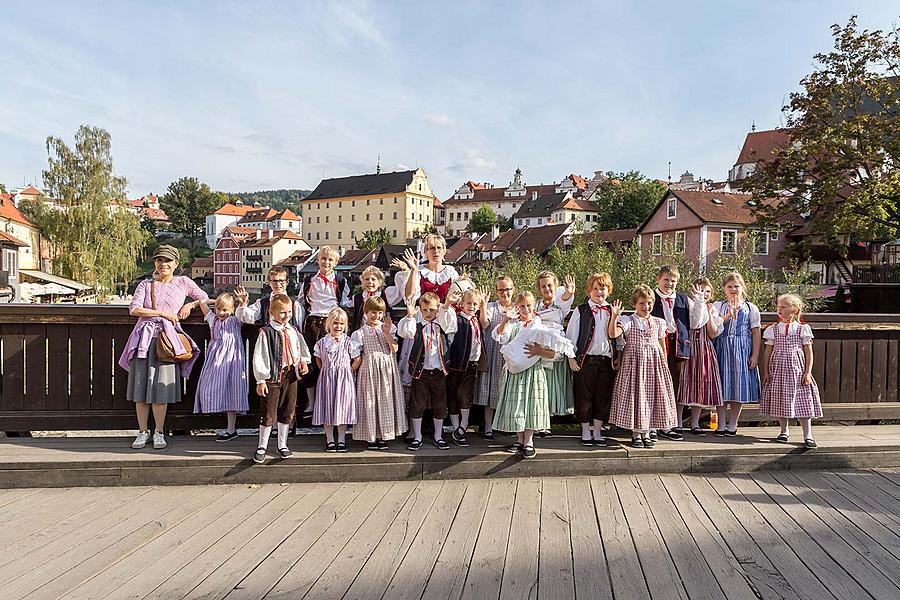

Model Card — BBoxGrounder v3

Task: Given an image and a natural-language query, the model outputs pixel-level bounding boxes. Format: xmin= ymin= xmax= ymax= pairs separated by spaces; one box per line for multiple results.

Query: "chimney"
xmin=268 ymin=229 xmax=273 ymax=239
xmin=491 ymin=225 xmax=500 ymax=240
xmin=255 ymin=229 xmax=261 ymax=240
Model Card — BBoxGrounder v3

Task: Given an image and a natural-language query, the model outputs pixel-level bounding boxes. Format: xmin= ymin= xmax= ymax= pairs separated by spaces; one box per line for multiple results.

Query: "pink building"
xmin=635 ymin=189 xmax=791 ymax=274
xmin=213 ymin=226 xmax=255 ymax=290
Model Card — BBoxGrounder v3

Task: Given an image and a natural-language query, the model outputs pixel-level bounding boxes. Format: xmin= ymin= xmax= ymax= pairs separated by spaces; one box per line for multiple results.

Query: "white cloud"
xmin=447 ymin=149 xmax=497 ymax=174
xmin=424 ymin=113 xmax=454 ymax=126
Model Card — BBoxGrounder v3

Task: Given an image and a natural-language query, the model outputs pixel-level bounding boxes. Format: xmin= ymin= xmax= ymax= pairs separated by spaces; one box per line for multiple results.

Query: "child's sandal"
xmin=325 ymin=442 xmax=337 ymax=453
xmin=631 ymin=438 xmax=644 ymax=448
xmin=775 ymin=433 xmax=789 ymax=443
xmin=804 ymin=438 xmax=817 ymax=448
xmin=337 ymin=441 xmax=349 ymax=453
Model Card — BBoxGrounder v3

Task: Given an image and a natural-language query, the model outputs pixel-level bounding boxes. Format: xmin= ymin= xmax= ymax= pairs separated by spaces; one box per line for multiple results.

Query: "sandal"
xmin=643 ymin=436 xmax=656 ymax=447
xmin=325 ymin=442 xmax=337 ymax=453
xmin=277 ymin=447 xmax=293 ymax=459
xmin=691 ymin=427 xmax=705 ymax=436
xmin=252 ymin=447 xmax=266 ymax=464
xmin=337 ymin=441 xmax=349 ymax=453
xmin=522 ymin=445 xmax=536 ymax=459
xmin=631 ymin=438 xmax=644 ymax=448
xmin=481 ymin=431 xmax=495 ymax=441
xmin=505 ymin=442 xmax=524 ymax=453
xmin=805 ymin=438 xmax=817 ymax=448
xmin=775 ymin=433 xmax=789 ymax=443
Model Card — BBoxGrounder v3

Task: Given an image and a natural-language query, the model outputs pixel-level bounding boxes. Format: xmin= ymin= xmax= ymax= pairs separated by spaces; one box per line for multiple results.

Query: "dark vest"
xmin=301 ymin=272 xmax=348 ymax=313
xmin=351 ymin=291 xmax=383 ymax=331
xmin=261 ymin=324 xmax=290 ymax=382
xmin=651 ymin=290 xmax=690 ymax=358
xmin=446 ymin=311 xmax=484 ymax=371
xmin=407 ymin=320 xmax=449 ymax=378
xmin=573 ymin=302 xmax=615 ymax=365
xmin=255 ymin=296 xmax=272 ymax=326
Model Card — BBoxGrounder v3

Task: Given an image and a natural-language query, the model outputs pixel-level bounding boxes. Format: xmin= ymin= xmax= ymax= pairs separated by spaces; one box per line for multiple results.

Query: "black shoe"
xmin=434 ymin=439 xmax=450 ymax=450
xmin=724 ymin=429 xmax=738 ymax=437
xmin=631 ymin=438 xmax=644 ymax=448
xmin=523 ymin=445 xmax=536 ymax=459
xmin=287 ymin=424 xmax=297 ymax=438
xmin=337 ymin=441 xmax=349 ymax=453
xmin=594 ymin=437 xmax=607 ymax=447
xmin=325 ymin=442 xmax=337 ymax=453
xmin=580 ymin=438 xmax=595 ymax=447
xmin=714 ymin=429 xmax=727 ymax=437
xmin=505 ymin=442 xmax=523 ymax=454
xmin=278 ymin=447 xmax=293 ymax=459
xmin=216 ymin=430 xmax=238 ymax=442
xmin=481 ymin=431 xmax=495 ymax=441
xmin=252 ymin=447 xmax=266 ymax=464
xmin=451 ymin=427 xmax=469 ymax=447
xmin=660 ymin=429 xmax=684 ymax=441
xmin=377 ymin=440 xmax=389 ymax=450
xmin=804 ymin=438 xmax=817 ymax=448
xmin=691 ymin=427 xmax=706 ymax=436
xmin=367 ymin=441 xmax=380 ymax=450
xmin=649 ymin=430 xmax=658 ymax=441
xmin=775 ymin=433 xmax=790 ymax=443
xmin=407 ymin=439 xmax=422 ymax=451
xmin=643 ymin=436 xmax=656 ymax=447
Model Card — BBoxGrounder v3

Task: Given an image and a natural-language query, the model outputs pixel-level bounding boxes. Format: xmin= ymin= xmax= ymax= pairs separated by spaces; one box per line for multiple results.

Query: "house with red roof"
xmin=205 ymin=201 xmax=264 ymax=249
xmin=0 ymin=193 xmax=42 ymax=271
xmin=213 ymin=226 xmax=258 ymax=290
xmin=728 ymin=128 xmax=791 ymax=182
xmin=239 ymin=230 xmax=311 ymax=296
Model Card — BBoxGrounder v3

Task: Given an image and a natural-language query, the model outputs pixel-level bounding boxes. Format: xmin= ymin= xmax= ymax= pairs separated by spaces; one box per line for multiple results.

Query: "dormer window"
xmin=667 ymin=198 xmax=677 ymax=219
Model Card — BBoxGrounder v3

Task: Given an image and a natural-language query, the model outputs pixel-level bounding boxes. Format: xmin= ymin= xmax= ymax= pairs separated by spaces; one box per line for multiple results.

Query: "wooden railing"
xmin=854 ymin=264 xmax=900 ymax=283
xmin=1 ymin=306 xmax=899 ymax=430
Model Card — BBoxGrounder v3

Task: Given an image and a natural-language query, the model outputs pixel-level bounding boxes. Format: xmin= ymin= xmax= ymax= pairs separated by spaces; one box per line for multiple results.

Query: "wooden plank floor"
xmin=2 ymin=471 xmax=900 ymax=600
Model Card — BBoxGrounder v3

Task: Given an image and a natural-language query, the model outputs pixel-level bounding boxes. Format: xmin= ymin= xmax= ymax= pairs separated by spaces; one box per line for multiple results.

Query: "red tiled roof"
xmin=237 ymin=208 xmax=279 ymax=224
xmin=445 ymin=235 xmax=493 ymax=263
xmin=734 ymin=129 xmax=791 ymax=166
xmin=488 ymin=228 xmax=526 ymax=252
xmin=669 ymin=190 xmax=758 ymax=225
xmin=504 ymin=224 xmax=570 ymax=255
xmin=433 ymin=196 xmax=444 ymax=208
xmin=557 ymin=197 xmax=598 ymax=211
xmin=276 ymin=250 xmax=314 ymax=267
xmin=276 ymin=208 xmax=300 ymax=220
xmin=590 ymin=228 xmax=637 ymax=244
xmin=567 ymin=174 xmax=588 ymax=190
xmin=190 ymin=257 xmax=213 ymax=268
xmin=215 ymin=203 xmax=258 ymax=217
xmin=338 ymin=248 xmax=376 ymax=267
xmin=445 ymin=184 xmax=557 ymax=206
xmin=143 ymin=207 xmax=169 ymax=221
xmin=128 ymin=199 xmax=145 ymax=207
xmin=0 ymin=194 xmax=36 ymax=227
xmin=0 ymin=230 xmax=28 ymax=247
xmin=240 ymin=230 xmax=304 ymax=248
xmin=18 ymin=185 xmax=43 ymax=196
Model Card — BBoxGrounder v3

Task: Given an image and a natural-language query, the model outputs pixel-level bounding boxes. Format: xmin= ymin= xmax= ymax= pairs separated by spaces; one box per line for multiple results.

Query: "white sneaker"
xmin=152 ymin=432 xmax=167 ymax=449
xmin=132 ymin=431 xmax=151 ymax=449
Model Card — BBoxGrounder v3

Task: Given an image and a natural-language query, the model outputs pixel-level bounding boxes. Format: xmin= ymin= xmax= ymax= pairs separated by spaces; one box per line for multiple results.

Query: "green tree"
xmin=0 ymin=183 xmax=6 ymax=193
xmin=23 ymin=125 xmax=148 ymax=293
xmin=593 ymin=171 xmax=666 ymax=230
xmin=356 ymin=227 xmax=392 ymax=250
xmin=743 ymin=16 xmax=900 ymax=244
xmin=467 ymin=203 xmax=500 ymax=234
xmin=161 ymin=177 xmax=226 ymax=249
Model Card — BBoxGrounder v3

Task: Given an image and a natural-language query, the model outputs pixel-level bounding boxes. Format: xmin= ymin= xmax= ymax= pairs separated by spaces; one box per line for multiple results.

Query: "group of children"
xmin=183 ymin=234 xmax=822 ymax=462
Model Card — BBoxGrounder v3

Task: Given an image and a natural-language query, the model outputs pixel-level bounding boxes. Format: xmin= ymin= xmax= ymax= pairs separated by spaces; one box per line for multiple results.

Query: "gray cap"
xmin=152 ymin=244 xmax=180 ymax=263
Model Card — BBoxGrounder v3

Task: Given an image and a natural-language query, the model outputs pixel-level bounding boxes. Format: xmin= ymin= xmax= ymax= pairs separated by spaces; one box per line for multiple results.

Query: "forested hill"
xmin=223 ymin=189 xmax=312 ymax=213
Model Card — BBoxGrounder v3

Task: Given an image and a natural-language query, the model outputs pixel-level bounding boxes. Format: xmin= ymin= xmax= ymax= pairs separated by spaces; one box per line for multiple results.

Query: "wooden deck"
xmin=2 ymin=470 xmax=900 ymax=599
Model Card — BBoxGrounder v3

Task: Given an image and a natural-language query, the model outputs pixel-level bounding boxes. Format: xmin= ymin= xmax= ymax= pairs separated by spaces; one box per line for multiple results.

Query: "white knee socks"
xmin=276 ymin=422 xmax=290 ymax=450
xmin=258 ymin=425 xmax=272 ymax=450
xmin=411 ymin=418 xmax=423 ymax=442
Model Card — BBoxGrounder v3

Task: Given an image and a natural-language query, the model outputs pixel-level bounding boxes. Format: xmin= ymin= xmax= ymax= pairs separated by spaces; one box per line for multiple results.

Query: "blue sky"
xmin=1 ymin=1 xmax=897 ymax=199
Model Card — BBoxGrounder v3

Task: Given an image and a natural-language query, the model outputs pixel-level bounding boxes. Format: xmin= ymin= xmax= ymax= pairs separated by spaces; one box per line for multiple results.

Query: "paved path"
xmin=2 ymin=470 xmax=900 ymax=599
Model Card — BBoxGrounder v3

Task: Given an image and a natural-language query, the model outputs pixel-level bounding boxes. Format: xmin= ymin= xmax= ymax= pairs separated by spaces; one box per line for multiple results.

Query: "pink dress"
xmin=313 ymin=334 xmax=361 ymax=426
xmin=760 ymin=322 xmax=822 ymax=419
xmin=610 ymin=314 xmax=677 ymax=431
xmin=679 ymin=304 xmax=724 ymax=407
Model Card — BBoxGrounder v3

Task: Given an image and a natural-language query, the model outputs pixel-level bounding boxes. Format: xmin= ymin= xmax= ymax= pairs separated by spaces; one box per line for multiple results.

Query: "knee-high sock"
xmin=324 ymin=425 xmax=334 ymax=444
xmin=460 ymin=408 xmax=470 ymax=430
xmin=411 ymin=418 xmax=423 ymax=442
xmin=483 ymin=407 xmax=494 ymax=433
xmin=449 ymin=414 xmax=460 ymax=430
xmin=581 ymin=422 xmax=592 ymax=439
xmin=593 ymin=419 xmax=604 ymax=439
xmin=276 ymin=422 xmax=290 ymax=450
xmin=258 ymin=426 xmax=272 ymax=450
xmin=433 ymin=418 xmax=444 ymax=441
xmin=337 ymin=424 xmax=347 ymax=443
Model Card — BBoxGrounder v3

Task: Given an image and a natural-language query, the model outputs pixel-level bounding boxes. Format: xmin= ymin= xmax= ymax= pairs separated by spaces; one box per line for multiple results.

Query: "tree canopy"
xmin=161 ymin=177 xmax=227 ymax=248
xmin=743 ymin=16 xmax=900 ymax=244
xmin=356 ymin=227 xmax=392 ymax=250
xmin=592 ymin=171 xmax=666 ymax=230
xmin=22 ymin=125 xmax=148 ymax=294
xmin=468 ymin=204 xmax=501 ymax=234
xmin=223 ymin=189 xmax=310 ymax=213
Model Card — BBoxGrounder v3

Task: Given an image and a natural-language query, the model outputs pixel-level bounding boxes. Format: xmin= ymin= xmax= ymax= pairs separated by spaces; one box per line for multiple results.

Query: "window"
xmin=338 ymin=231 xmax=342 ymax=239
xmin=338 ymin=215 xmax=342 ymax=222
xmin=307 ymin=233 xmax=311 ymax=240
xmin=379 ymin=213 xmax=383 ymax=220
xmin=316 ymin=232 xmax=320 ymax=240
xmin=721 ymin=230 xmax=737 ymax=254
xmin=667 ymin=197 xmax=677 ymax=219
xmin=652 ymin=234 xmax=662 ymax=255
xmin=316 ymin=217 xmax=320 ymax=224
xmin=352 ymin=201 xmax=355 ymax=207
xmin=351 ymin=230 xmax=355 ymax=239
xmin=464 ymin=212 xmax=469 ymax=219
xmin=570 ymin=214 xmax=576 ymax=222
xmin=392 ymin=230 xmax=397 ymax=237
xmin=537 ymin=218 xmax=543 ymax=225
xmin=366 ymin=214 xmax=370 ymax=221
xmin=379 ymin=198 xmax=383 ymax=205
xmin=449 ymin=213 xmax=454 ymax=221
xmin=393 ymin=212 xmax=397 ymax=219
xmin=771 ymin=231 xmax=779 ymax=241
xmin=753 ymin=232 xmax=769 ymax=255
xmin=675 ymin=231 xmax=685 ymax=252
xmin=351 ymin=214 xmax=355 ymax=222
xmin=366 ymin=199 xmax=370 ymax=206
xmin=325 ymin=216 xmax=329 ymax=223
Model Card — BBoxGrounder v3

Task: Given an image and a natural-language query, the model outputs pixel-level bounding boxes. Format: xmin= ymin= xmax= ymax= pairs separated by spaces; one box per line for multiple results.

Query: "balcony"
xmin=246 ymin=266 xmax=263 ymax=274
xmin=245 ymin=254 xmax=264 ymax=262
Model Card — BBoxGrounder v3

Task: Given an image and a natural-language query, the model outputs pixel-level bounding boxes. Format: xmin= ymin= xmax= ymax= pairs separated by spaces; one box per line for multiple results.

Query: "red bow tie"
xmin=591 ymin=304 xmax=611 ymax=315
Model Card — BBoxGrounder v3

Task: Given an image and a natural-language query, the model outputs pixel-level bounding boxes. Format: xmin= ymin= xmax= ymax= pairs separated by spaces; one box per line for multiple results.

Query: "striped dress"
xmin=679 ymin=304 xmax=724 ymax=408
xmin=492 ymin=320 xmax=551 ymax=432
xmin=760 ymin=322 xmax=822 ymax=419
xmin=352 ymin=324 xmax=407 ymax=442
xmin=194 ymin=313 xmax=249 ymax=414
xmin=474 ymin=301 xmax=507 ymax=409
xmin=713 ymin=301 xmax=761 ymax=404
xmin=313 ymin=334 xmax=361 ymax=426
xmin=610 ymin=315 xmax=677 ymax=432
xmin=535 ymin=288 xmax=574 ymax=416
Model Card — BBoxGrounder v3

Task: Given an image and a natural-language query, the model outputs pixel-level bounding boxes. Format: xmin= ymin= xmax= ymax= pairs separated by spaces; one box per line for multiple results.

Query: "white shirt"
xmin=565 ymin=301 xmax=612 ymax=358
xmin=457 ymin=310 xmax=483 ymax=362
xmin=300 ymin=271 xmax=352 ymax=318
xmin=350 ymin=322 xmax=398 ymax=349
xmin=252 ymin=320 xmax=312 ymax=384
xmin=313 ymin=333 xmax=363 ymax=360
xmin=763 ymin=321 xmax=814 ymax=345
xmin=655 ymin=288 xmax=706 ymax=333
xmin=535 ymin=286 xmax=575 ymax=326
xmin=713 ymin=300 xmax=762 ymax=336
xmin=235 ymin=293 xmax=304 ymax=326
xmin=397 ymin=308 xmax=457 ymax=371
xmin=618 ymin=314 xmax=668 ymax=339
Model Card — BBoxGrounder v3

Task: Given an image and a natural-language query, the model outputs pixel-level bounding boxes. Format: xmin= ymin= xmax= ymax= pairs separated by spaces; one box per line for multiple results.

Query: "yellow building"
xmin=301 ymin=168 xmax=436 ymax=252
xmin=240 ymin=230 xmax=311 ymax=296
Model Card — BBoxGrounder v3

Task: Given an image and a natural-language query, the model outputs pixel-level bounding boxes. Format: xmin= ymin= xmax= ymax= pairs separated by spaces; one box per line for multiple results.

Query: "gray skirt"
xmin=127 ymin=341 xmax=183 ymax=404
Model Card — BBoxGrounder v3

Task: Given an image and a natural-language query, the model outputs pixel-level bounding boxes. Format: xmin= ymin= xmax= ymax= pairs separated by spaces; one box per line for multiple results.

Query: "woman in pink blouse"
xmin=118 ymin=245 xmax=209 ymax=450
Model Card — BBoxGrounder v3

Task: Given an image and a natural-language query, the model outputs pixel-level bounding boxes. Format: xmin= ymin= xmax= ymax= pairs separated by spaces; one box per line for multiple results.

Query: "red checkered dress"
xmin=352 ymin=324 xmax=407 ymax=442
xmin=610 ymin=315 xmax=677 ymax=432
xmin=760 ymin=322 xmax=822 ymax=419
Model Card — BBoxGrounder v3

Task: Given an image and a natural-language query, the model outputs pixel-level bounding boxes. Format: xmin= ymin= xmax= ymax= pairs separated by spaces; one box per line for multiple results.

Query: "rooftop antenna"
xmin=751 ymin=120 xmax=756 ymax=132
xmin=667 ymin=161 xmax=672 ymax=185
xmin=376 ymin=155 xmax=381 ymax=175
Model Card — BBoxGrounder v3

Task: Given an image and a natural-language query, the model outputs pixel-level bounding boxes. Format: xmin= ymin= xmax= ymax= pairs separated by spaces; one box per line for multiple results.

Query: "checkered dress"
xmin=475 ymin=301 xmax=506 ymax=409
xmin=352 ymin=325 xmax=407 ymax=442
xmin=760 ymin=322 xmax=822 ymax=419
xmin=679 ymin=307 xmax=724 ymax=408
xmin=610 ymin=315 xmax=677 ymax=432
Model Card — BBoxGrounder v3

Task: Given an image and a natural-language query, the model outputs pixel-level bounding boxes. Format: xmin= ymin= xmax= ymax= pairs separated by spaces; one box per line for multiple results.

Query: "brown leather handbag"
xmin=150 ymin=281 xmax=194 ymax=363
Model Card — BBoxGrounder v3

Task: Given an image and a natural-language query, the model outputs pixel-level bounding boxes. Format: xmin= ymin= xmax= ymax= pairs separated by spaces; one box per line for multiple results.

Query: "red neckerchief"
xmin=520 ymin=319 xmax=533 ymax=328
xmin=362 ymin=290 xmax=379 ymax=300
xmin=280 ymin=327 xmax=295 ymax=369
xmin=468 ymin=314 xmax=481 ymax=344
xmin=776 ymin=316 xmax=805 ymax=335
xmin=541 ymin=299 xmax=553 ymax=311
xmin=317 ymin=271 xmax=337 ymax=291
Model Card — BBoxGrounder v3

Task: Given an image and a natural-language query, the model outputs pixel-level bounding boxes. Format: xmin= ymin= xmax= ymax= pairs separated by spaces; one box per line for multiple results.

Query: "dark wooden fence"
xmin=1 ymin=306 xmax=899 ymax=431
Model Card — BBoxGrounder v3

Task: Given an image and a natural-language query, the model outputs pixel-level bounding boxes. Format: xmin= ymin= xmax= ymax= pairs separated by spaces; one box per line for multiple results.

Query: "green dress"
xmin=536 ymin=294 xmax=574 ymax=416
xmin=492 ymin=320 xmax=551 ymax=432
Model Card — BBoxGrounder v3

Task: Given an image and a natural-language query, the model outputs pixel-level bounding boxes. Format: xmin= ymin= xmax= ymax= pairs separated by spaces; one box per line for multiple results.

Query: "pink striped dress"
xmin=194 ymin=313 xmax=249 ymax=414
xmin=313 ymin=334 xmax=361 ymax=426
xmin=679 ymin=304 xmax=724 ymax=407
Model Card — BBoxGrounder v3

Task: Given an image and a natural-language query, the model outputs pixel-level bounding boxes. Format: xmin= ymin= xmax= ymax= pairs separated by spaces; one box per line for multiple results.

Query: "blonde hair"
xmin=777 ymin=293 xmax=803 ymax=320
xmin=325 ymin=307 xmax=349 ymax=334
xmin=360 ymin=265 xmax=385 ymax=285
xmin=462 ymin=288 xmax=481 ymax=303
xmin=363 ymin=295 xmax=386 ymax=313
xmin=423 ymin=234 xmax=446 ymax=251
xmin=632 ymin=284 xmax=655 ymax=305
xmin=514 ymin=290 xmax=536 ymax=305
xmin=318 ymin=246 xmax=340 ymax=260
xmin=215 ymin=292 xmax=236 ymax=312
xmin=270 ymin=293 xmax=293 ymax=311
xmin=419 ymin=292 xmax=440 ymax=307
xmin=586 ymin=272 xmax=613 ymax=295
xmin=536 ymin=271 xmax=559 ymax=288
xmin=722 ymin=271 xmax=748 ymax=299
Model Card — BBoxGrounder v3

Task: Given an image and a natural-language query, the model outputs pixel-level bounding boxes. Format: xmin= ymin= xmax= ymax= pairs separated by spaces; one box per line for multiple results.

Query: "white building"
xmin=205 ymin=201 xmax=259 ymax=248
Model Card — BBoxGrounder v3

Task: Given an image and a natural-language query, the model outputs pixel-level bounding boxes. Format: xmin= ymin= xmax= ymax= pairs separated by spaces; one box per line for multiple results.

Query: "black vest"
xmin=351 ymin=291 xmax=383 ymax=331
xmin=651 ymin=290 xmax=691 ymax=358
xmin=446 ymin=311 xmax=483 ymax=371
xmin=301 ymin=272 xmax=348 ymax=313
xmin=261 ymin=324 xmax=291 ymax=382
xmin=407 ymin=320 xmax=449 ymax=378
xmin=255 ymin=296 xmax=271 ymax=326
xmin=573 ymin=302 xmax=614 ymax=365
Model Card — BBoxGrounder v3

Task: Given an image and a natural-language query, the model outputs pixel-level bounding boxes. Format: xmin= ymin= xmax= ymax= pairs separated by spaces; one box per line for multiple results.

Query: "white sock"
xmin=412 ymin=418 xmax=423 ymax=441
xmin=337 ymin=425 xmax=347 ymax=443
xmin=483 ymin=408 xmax=493 ymax=433
xmin=276 ymin=422 xmax=289 ymax=450
xmin=449 ymin=414 xmax=460 ymax=430
xmin=593 ymin=420 xmax=605 ymax=439
xmin=325 ymin=425 xmax=334 ymax=444
xmin=258 ymin=426 xmax=272 ymax=450
xmin=460 ymin=408 xmax=470 ymax=430
xmin=433 ymin=418 xmax=444 ymax=441
xmin=581 ymin=423 xmax=592 ymax=439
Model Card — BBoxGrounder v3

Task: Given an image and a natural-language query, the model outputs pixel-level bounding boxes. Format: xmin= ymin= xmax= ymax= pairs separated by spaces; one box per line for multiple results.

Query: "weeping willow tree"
xmin=21 ymin=125 xmax=148 ymax=294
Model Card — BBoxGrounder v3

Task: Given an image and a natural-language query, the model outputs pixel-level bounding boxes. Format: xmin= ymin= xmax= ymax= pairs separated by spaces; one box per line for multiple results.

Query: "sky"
xmin=1 ymin=1 xmax=897 ymax=199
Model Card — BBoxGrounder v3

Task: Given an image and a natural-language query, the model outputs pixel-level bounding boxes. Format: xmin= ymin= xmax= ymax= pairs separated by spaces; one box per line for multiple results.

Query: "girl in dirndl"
xmin=474 ymin=275 xmax=515 ymax=440
xmin=194 ymin=292 xmax=249 ymax=441
xmin=609 ymin=285 xmax=677 ymax=448
xmin=351 ymin=295 xmax=407 ymax=450
xmin=313 ymin=307 xmax=362 ymax=452
xmin=677 ymin=277 xmax=723 ymax=435
xmin=760 ymin=294 xmax=822 ymax=448
xmin=712 ymin=272 xmax=761 ymax=437
xmin=535 ymin=271 xmax=577 ymax=431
